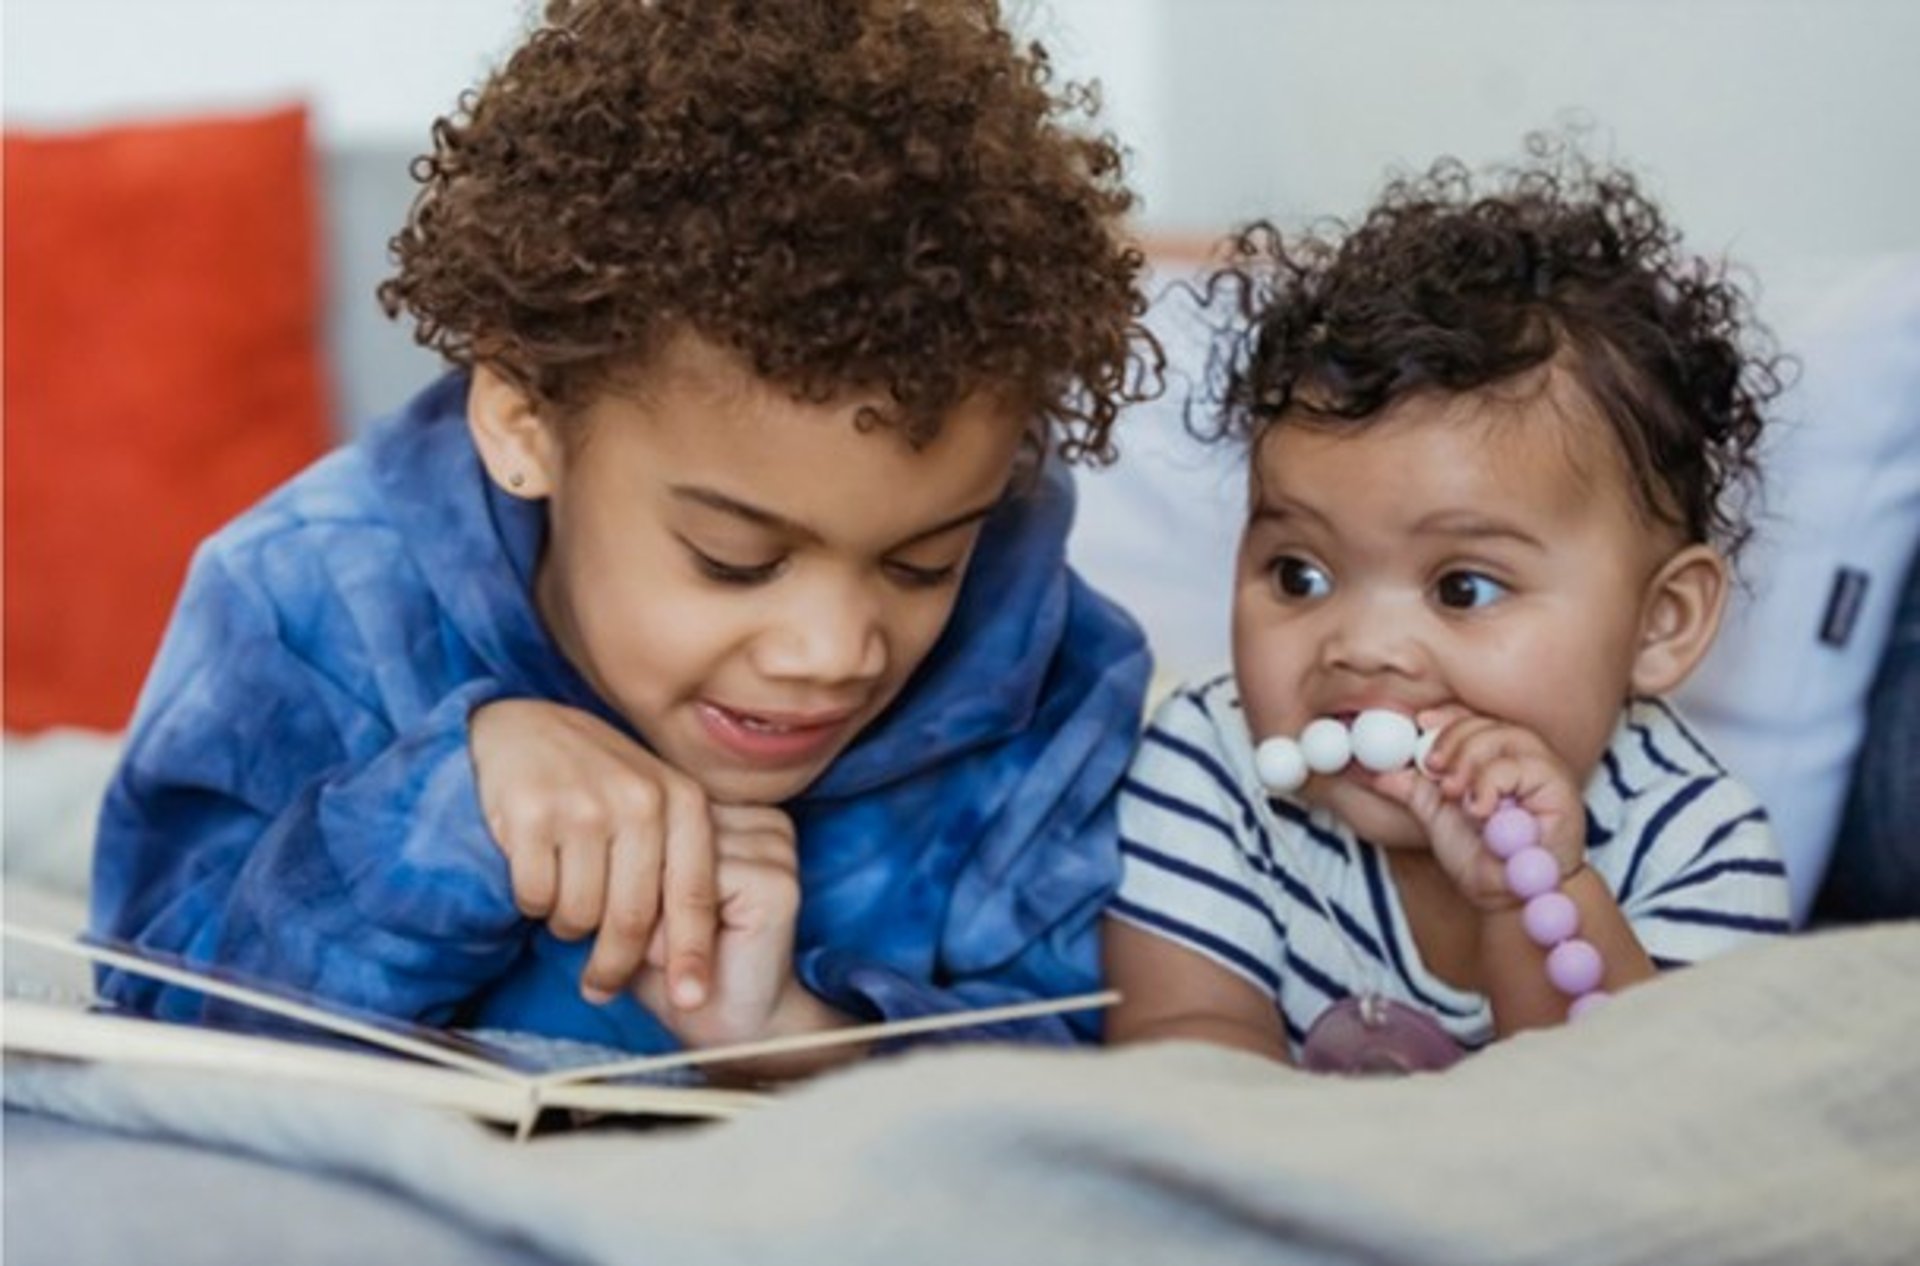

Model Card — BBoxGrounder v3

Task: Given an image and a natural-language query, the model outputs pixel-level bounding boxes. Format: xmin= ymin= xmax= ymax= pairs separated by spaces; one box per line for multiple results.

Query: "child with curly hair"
xmin=1104 ymin=141 xmax=1792 ymax=1071
xmin=91 ymin=0 xmax=1161 ymax=1074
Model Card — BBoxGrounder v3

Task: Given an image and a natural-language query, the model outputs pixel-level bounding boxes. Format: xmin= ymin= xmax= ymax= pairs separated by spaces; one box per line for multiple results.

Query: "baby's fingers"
xmin=1434 ymin=726 xmax=1533 ymax=801
xmin=1415 ymin=712 xmax=1498 ymax=781
xmin=1369 ymin=766 xmax=1439 ymax=819
xmin=1469 ymin=758 xmax=1585 ymax=872
xmin=1370 ymin=767 xmax=1510 ymax=905
xmin=1464 ymin=756 xmax=1539 ymax=818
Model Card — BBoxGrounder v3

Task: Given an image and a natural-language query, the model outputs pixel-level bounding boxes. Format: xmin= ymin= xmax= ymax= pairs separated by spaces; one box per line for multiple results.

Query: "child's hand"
xmin=470 ymin=698 xmax=717 ymax=1008
xmin=1370 ymin=707 xmax=1588 ymax=913
xmin=629 ymin=803 xmax=806 ymax=1049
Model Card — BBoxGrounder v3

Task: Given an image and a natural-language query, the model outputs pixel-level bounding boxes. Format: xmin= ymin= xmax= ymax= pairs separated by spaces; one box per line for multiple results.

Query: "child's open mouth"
xmin=695 ymin=701 xmax=854 ymax=766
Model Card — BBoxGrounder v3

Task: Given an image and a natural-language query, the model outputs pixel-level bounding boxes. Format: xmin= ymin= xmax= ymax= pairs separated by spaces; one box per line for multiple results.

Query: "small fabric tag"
xmin=1818 ymin=567 xmax=1870 ymax=647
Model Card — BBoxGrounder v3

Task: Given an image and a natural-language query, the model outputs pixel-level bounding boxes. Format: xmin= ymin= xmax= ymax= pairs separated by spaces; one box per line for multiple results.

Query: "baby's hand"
xmin=470 ymin=698 xmax=717 ymax=1008
xmin=630 ymin=803 xmax=804 ymax=1049
xmin=1371 ymin=707 xmax=1587 ymax=913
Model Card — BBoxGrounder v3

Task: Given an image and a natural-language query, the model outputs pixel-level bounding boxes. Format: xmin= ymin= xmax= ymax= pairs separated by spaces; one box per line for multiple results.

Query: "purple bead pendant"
xmin=1299 ymin=993 xmax=1464 ymax=1075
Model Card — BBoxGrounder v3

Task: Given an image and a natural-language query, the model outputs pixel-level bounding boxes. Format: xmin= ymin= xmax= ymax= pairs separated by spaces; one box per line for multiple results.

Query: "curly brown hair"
xmin=378 ymin=0 xmax=1161 ymax=463
xmin=1203 ymin=135 xmax=1786 ymax=558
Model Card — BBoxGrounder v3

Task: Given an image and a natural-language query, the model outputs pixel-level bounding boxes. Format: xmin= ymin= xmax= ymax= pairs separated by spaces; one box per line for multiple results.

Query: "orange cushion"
xmin=4 ymin=105 xmax=332 ymax=731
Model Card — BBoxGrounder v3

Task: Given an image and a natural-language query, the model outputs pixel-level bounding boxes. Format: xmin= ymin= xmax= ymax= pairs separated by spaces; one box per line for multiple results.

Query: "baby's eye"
xmin=1269 ymin=555 xmax=1331 ymax=600
xmin=1435 ymin=570 xmax=1508 ymax=610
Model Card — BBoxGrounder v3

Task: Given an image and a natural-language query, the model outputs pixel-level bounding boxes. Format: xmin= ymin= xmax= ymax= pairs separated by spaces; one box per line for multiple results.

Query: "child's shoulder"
xmin=1590 ymin=696 xmax=1777 ymax=855
xmin=196 ymin=439 xmax=394 ymax=577
xmin=213 ymin=378 xmax=466 ymax=548
xmin=1144 ymin=670 xmax=1242 ymax=734
xmin=1608 ymin=696 xmax=1741 ymax=786
xmin=191 ymin=381 xmax=476 ymax=613
xmin=1129 ymin=671 xmax=1253 ymax=782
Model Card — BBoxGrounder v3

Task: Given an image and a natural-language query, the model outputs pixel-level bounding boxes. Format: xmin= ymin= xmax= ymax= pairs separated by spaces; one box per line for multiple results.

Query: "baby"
xmin=1104 ymin=141 xmax=1792 ymax=1070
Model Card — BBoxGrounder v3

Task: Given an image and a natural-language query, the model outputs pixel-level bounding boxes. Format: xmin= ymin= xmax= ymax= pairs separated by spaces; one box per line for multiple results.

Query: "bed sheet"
xmin=8 ymin=921 xmax=1917 ymax=1266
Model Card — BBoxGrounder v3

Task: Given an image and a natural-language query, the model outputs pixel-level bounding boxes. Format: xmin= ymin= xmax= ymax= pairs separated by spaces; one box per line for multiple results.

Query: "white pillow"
xmin=1678 ymin=254 xmax=1920 ymax=924
xmin=1070 ymin=265 xmax=1242 ymax=686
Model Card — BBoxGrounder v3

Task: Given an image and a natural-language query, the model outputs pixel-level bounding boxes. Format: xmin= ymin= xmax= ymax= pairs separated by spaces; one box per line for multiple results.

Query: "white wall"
xmin=12 ymin=2 xmax=1914 ymax=233
xmin=1147 ymin=0 xmax=1920 ymax=288
xmin=0 ymin=1 xmax=1158 ymax=148
xmin=2 ymin=0 xmax=528 ymax=143
xmin=11 ymin=1 xmax=1912 ymax=267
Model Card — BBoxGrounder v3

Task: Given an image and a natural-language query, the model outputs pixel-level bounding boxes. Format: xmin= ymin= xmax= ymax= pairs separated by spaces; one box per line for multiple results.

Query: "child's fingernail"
xmin=582 ymin=984 xmax=614 ymax=1005
xmin=672 ymin=976 xmax=707 ymax=1010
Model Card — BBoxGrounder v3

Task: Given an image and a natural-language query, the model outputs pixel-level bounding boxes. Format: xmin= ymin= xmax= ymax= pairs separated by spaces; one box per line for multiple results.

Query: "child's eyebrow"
xmin=1411 ymin=510 xmax=1546 ymax=549
xmin=669 ymin=485 xmax=1001 ymax=551
xmin=1249 ymin=494 xmax=1330 ymax=528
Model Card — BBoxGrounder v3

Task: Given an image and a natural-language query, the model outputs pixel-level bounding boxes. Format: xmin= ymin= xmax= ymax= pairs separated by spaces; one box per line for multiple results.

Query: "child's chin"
xmin=1313 ymin=783 xmax=1429 ymax=851
xmin=688 ymin=758 xmax=824 ymax=808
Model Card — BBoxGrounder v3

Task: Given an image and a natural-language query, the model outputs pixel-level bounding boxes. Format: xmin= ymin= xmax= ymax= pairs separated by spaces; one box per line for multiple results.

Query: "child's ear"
xmin=1630 ymin=543 xmax=1729 ymax=697
xmin=467 ymin=364 xmax=561 ymax=498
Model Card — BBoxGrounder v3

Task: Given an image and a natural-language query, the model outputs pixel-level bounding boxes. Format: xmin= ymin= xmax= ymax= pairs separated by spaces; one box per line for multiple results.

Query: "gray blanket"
xmin=8 ymin=922 xmax=1918 ymax=1265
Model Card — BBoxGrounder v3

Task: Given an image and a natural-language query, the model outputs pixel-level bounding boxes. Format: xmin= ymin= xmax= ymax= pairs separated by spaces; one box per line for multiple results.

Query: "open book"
xmin=1 ymin=922 xmax=1115 ymax=1140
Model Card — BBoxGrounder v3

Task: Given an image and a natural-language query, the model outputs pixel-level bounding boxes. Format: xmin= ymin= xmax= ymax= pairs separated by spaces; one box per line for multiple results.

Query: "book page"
xmin=0 ymin=922 xmax=1121 ymax=1106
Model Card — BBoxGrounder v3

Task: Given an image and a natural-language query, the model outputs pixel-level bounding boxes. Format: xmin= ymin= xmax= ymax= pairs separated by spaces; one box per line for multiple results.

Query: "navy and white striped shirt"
xmin=1111 ymin=675 xmax=1791 ymax=1055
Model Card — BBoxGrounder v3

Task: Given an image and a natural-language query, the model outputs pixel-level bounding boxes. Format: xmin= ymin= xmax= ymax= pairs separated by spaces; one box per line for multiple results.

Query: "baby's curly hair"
xmin=1205 ymin=136 xmax=1785 ymax=557
xmin=379 ymin=0 xmax=1160 ymax=463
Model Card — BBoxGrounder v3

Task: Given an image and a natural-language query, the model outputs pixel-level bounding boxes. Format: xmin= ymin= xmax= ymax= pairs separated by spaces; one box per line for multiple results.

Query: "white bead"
xmin=1413 ymin=728 xmax=1439 ymax=776
xmin=1298 ymin=717 xmax=1352 ymax=774
xmin=1350 ymin=709 xmax=1419 ymax=772
xmin=1254 ymin=736 xmax=1309 ymax=794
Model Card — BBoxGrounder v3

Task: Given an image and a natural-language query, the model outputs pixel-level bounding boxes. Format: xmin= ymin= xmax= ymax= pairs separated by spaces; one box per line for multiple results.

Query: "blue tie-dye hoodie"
xmin=90 ymin=374 xmax=1150 ymax=1050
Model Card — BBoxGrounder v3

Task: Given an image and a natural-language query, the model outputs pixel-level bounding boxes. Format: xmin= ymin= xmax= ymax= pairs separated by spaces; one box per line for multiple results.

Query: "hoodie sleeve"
xmin=794 ymin=577 xmax=1150 ymax=1044
xmin=90 ymin=542 xmax=529 ymax=1027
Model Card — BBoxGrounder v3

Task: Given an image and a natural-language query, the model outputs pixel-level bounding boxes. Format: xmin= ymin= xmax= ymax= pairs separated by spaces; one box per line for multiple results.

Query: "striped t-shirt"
xmin=1111 ymin=675 xmax=1792 ymax=1055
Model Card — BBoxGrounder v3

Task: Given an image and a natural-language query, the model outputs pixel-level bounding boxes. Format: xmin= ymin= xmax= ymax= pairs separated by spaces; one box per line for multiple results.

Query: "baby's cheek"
xmin=1232 ymin=647 xmax=1293 ymax=739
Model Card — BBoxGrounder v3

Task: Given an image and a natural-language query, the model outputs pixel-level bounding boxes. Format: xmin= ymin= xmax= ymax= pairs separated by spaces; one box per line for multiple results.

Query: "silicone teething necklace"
xmin=1254 ymin=711 xmax=1610 ymax=1074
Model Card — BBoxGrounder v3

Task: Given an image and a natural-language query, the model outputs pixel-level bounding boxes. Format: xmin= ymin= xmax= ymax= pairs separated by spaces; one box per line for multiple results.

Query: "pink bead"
xmin=1504 ymin=846 xmax=1560 ymax=900
xmin=1477 ymin=797 xmax=1610 ymax=1025
xmin=1521 ymin=891 xmax=1579 ymax=948
xmin=1546 ymin=939 xmax=1605 ymax=996
xmin=1482 ymin=801 xmax=1540 ymax=858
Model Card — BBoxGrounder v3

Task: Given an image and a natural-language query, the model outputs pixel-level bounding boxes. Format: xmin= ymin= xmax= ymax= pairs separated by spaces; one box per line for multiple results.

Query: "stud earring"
xmin=508 ymin=472 xmax=526 ymax=490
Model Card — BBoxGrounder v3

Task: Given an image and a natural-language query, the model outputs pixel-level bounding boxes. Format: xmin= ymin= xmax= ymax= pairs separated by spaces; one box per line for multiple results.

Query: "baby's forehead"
xmin=1249 ymin=368 xmax=1646 ymax=525
xmin=1278 ymin=360 xmax=1624 ymax=469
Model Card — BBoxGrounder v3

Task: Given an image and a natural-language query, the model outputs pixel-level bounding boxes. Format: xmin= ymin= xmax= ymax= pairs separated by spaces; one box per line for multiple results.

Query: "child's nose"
xmin=755 ymin=582 xmax=887 ymax=686
xmin=1320 ymin=604 xmax=1424 ymax=677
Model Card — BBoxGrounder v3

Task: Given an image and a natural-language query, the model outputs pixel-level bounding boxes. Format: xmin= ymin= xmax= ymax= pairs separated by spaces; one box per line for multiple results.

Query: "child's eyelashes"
xmin=682 ymin=539 xmax=960 ymax=591
xmin=687 ymin=545 xmax=785 ymax=586
xmin=1434 ymin=569 xmax=1509 ymax=610
xmin=883 ymin=560 xmax=961 ymax=590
